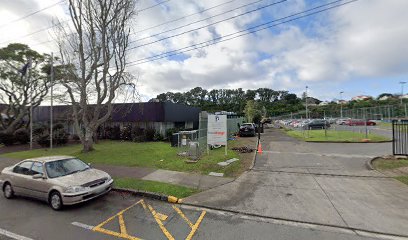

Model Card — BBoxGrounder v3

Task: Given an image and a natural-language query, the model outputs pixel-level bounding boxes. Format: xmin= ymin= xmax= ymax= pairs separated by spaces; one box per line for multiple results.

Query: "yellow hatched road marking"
xmin=172 ymin=206 xmax=193 ymax=228
xmin=172 ymin=206 xmax=206 ymax=240
xmin=147 ymin=204 xmax=175 ymax=240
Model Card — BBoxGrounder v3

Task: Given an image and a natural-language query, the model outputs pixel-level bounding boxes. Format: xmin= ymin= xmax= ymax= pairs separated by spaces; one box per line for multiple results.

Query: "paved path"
xmin=0 ymin=158 xmax=233 ymax=190
xmin=184 ymin=128 xmax=408 ymax=237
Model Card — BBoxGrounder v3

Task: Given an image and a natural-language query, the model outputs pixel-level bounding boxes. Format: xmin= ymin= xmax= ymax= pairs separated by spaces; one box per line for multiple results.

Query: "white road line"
xmin=71 ymin=222 xmax=95 ymax=231
xmin=262 ymin=151 xmax=375 ymax=158
xmin=0 ymin=228 xmax=34 ymax=240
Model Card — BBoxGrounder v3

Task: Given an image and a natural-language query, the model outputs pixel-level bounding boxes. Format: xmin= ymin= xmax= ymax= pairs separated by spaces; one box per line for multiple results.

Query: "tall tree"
xmin=0 ymin=43 xmax=51 ymax=134
xmin=57 ymin=0 xmax=137 ymax=152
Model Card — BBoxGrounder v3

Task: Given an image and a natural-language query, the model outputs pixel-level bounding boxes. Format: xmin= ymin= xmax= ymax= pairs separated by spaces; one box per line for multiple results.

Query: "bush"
xmin=0 ymin=132 xmax=15 ymax=146
xmin=153 ymin=132 xmax=164 ymax=141
xmin=54 ymin=129 xmax=69 ymax=145
xmin=165 ymin=128 xmax=177 ymax=141
xmin=111 ymin=126 xmax=121 ymax=140
xmin=14 ymin=129 xmax=29 ymax=144
xmin=53 ymin=123 xmax=65 ymax=131
xmin=72 ymin=134 xmax=80 ymax=141
xmin=120 ymin=125 xmax=133 ymax=141
xmin=144 ymin=128 xmax=156 ymax=141
xmin=33 ymin=125 xmax=47 ymax=137
xmin=37 ymin=135 xmax=50 ymax=147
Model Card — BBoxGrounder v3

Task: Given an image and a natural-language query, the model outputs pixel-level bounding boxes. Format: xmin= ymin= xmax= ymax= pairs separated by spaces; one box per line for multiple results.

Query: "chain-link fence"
xmin=174 ymin=111 xmax=244 ymax=160
xmin=275 ymin=103 xmax=408 ymax=121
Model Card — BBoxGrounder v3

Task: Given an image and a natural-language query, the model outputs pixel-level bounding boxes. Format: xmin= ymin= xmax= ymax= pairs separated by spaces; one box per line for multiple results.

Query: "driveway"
xmin=185 ymin=128 xmax=408 ymax=237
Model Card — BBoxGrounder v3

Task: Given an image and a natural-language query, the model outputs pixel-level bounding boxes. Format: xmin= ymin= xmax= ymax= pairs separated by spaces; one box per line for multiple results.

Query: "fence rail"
xmin=392 ymin=120 xmax=408 ymax=156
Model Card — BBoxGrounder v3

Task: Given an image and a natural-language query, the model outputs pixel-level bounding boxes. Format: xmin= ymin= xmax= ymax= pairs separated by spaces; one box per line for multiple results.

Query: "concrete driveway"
xmin=185 ymin=128 xmax=408 ymax=237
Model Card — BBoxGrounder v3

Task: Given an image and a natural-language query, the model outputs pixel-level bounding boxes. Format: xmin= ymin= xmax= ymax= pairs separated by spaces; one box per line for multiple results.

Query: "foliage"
xmin=0 ymin=132 xmax=15 ymax=146
xmin=0 ymin=44 xmax=52 ymax=134
xmin=14 ymin=128 xmax=29 ymax=144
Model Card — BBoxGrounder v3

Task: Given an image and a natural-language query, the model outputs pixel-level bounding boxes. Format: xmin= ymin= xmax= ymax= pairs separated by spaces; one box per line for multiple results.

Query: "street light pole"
xmin=305 ymin=86 xmax=309 ymax=119
xmin=340 ymin=91 xmax=344 ymax=119
xmin=400 ymin=81 xmax=406 ymax=105
xmin=50 ymin=53 xmax=54 ymax=150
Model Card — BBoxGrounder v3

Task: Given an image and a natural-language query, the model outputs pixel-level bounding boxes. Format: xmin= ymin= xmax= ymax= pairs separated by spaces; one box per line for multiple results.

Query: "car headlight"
xmin=65 ymin=186 xmax=89 ymax=193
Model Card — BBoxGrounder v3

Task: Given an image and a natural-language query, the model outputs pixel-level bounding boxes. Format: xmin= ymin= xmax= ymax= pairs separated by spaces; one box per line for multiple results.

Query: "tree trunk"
xmin=82 ymin=127 xmax=94 ymax=152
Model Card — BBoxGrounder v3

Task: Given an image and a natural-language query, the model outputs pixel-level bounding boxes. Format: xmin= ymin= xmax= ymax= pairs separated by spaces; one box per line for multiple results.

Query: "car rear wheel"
xmin=49 ymin=191 xmax=63 ymax=211
xmin=3 ymin=183 xmax=14 ymax=199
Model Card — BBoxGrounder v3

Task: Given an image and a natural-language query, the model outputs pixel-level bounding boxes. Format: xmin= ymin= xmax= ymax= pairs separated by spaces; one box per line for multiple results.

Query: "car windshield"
xmin=45 ymin=158 xmax=90 ymax=178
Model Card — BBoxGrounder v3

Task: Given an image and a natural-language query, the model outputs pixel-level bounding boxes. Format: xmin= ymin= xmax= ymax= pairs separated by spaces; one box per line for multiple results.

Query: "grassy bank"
xmin=286 ymin=129 xmax=390 ymax=142
xmin=373 ymin=158 xmax=408 ymax=186
xmin=114 ymin=178 xmax=199 ymax=198
xmin=2 ymin=140 xmax=243 ymax=177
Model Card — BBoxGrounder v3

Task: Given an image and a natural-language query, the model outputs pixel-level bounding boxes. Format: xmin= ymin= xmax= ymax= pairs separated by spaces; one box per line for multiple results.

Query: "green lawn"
xmin=286 ymin=129 xmax=390 ymax=142
xmin=114 ymin=178 xmax=199 ymax=198
xmin=373 ymin=159 xmax=408 ymax=170
xmin=377 ymin=122 xmax=392 ymax=129
xmin=2 ymin=140 xmax=241 ymax=176
xmin=395 ymin=176 xmax=408 ymax=185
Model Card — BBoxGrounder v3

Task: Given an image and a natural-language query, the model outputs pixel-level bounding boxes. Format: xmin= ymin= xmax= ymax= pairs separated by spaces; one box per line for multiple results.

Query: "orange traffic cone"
xmin=257 ymin=142 xmax=263 ymax=154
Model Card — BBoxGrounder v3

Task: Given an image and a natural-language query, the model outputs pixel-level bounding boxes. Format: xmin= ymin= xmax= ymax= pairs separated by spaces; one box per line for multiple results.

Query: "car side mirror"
xmin=33 ymin=173 xmax=44 ymax=179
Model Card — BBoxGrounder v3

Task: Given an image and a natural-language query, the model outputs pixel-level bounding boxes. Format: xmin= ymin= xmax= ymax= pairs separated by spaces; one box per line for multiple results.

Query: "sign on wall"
xmin=207 ymin=115 xmax=227 ymax=145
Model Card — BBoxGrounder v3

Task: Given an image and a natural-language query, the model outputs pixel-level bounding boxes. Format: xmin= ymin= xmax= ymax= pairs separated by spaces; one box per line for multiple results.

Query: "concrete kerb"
xmin=112 ymin=187 xmax=183 ymax=204
xmin=179 ymin=201 xmax=408 ymax=240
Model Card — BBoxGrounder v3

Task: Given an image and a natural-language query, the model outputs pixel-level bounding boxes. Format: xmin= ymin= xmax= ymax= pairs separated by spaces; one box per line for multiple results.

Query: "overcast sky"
xmin=0 ymin=0 xmax=407 ymax=102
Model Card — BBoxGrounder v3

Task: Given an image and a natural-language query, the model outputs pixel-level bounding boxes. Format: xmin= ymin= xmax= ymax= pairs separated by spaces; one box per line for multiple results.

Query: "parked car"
xmin=239 ymin=123 xmax=256 ymax=137
xmin=0 ymin=156 xmax=113 ymax=210
xmin=336 ymin=118 xmax=351 ymax=125
xmin=303 ymin=119 xmax=330 ymax=130
xmin=345 ymin=119 xmax=376 ymax=126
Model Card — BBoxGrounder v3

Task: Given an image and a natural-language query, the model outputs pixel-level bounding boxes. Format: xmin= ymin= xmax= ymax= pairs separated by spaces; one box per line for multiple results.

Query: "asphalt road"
xmin=185 ymin=127 xmax=408 ymax=238
xmin=0 ymin=191 xmax=387 ymax=240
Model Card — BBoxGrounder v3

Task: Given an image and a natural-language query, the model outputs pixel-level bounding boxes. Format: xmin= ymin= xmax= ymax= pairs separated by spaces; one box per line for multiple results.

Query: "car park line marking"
xmin=145 ymin=203 xmax=175 ymax=240
xmin=172 ymin=206 xmax=193 ymax=228
xmin=92 ymin=199 xmax=143 ymax=240
xmin=172 ymin=206 xmax=206 ymax=240
xmin=0 ymin=228 xmax=34 ymax=240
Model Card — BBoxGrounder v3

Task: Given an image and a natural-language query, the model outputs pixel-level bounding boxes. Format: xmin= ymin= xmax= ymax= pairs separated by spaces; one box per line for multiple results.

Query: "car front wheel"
xmin=3 ymin=183 xmax=14 ymax=199
xmin=49 ymin=191 xmax=63 ymax=211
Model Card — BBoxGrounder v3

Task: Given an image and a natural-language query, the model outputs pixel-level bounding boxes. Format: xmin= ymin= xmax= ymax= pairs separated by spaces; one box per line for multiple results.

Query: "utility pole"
xmin=28 ymin=57 xmax=33 ymax=150
xmin=340 ymin=91 xmax=344 ymax=118
xmin=400 ymin=81 xmax=406 ymax=105
xmin=50 ymin=53 xmax=54 ymax=150
xmin=305 ymin=86 xmax=309 ymax=119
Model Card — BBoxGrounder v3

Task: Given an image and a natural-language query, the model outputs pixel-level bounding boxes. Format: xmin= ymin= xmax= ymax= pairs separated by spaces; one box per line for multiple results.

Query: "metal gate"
xmin=392 ymin=120 xmax=408 ymax=156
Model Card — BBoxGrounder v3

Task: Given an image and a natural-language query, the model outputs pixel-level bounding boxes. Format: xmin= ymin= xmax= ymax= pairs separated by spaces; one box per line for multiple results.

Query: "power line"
xmin=0 ymin=0 xmax=65 ymax=29
xmin=128 ymin=0 xmax=288 ymax=50
xmin=126 ymin=0 xmax=358 ymax=66
xmin=134 ymin=0 xmax=268 ymax=42
xmin=0 ymin=0 xmax=170 ymax=46
xmin=133 ymin=0 xmax=237 ymax=34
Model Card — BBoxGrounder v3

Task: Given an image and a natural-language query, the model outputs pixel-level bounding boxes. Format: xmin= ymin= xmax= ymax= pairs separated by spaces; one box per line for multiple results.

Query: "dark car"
xmin=239 ymin=123 xmax=256 ymax=137
xmin=303 ymin=119 xmax=330 ymax=130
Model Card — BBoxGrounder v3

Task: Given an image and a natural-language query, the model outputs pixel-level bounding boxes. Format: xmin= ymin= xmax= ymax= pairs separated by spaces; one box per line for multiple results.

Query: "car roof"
xmin=24 ymin=156 xmax=75 ymax=163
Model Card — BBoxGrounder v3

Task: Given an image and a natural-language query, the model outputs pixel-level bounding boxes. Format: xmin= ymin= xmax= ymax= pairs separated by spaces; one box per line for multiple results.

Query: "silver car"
xmin=0 ymin=156 xmax=113 ymax=210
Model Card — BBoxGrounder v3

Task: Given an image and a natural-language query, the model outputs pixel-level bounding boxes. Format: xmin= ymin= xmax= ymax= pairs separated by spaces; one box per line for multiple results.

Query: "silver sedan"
xmin=0 ymin=156 xmax=113 ymax=210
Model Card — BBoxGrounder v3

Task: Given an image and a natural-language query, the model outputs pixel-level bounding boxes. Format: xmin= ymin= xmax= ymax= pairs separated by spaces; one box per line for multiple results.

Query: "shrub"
xmin=54 ymin=129 xmax=69 ymax=145
xmin=37 ymin=135 xmax=50 ymax=147
xmin=111 ymin=126 xmax=121 ymax=140
xmin=72 ymin=134 xmax=80 ymax=141
xmin=120 ymin=125 xmax=133 ymax=141
xmin=144 ymin=128 xmax=156 ymax=141
xmin=0 ymin=132 xmax=15 ymax=146
xmin=53 ymin=123 xmax=65 ymax=131
xmin=165 ymin=128 xmax=177 ymax=141
xmin=153 ymin=132 xmax=164 ymax=141
xmin=33 ymin=125 xmax=47 ymax=137
xmin=14 ymin=129 xmax=29 ymax=144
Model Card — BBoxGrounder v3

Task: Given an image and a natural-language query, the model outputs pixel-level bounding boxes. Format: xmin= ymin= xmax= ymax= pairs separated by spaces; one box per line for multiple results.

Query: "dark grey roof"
xmin=33 ymin=102 xmax=200 ymax=123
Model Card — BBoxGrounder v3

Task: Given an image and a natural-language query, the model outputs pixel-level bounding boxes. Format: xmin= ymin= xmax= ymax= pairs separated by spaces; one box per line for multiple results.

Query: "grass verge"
xmin=114 ymin=178 xmax=199 ymax=198
xmin=286 ymin=129 xmax=390 ymax=142
xmin=395 ymin=176 xmax=408 ymax=185
xmin=2 ymin=140 xmax=243 ymax=177
xmin=373 ymin=159 xmax=408 ymax=170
